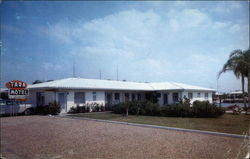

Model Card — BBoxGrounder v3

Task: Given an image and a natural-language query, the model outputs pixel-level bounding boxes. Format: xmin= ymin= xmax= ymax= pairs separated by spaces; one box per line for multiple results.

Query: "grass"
xmin=69 ymin=112 xmax=250 ymax=135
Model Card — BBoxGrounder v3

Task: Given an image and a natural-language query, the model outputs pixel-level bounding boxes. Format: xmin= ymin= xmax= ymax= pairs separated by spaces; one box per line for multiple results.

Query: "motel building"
xmin=27 ymin=78 xmax=215 ymax=113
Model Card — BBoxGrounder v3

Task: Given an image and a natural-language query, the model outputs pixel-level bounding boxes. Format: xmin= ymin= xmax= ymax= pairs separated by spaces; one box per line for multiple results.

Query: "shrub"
xmin=160 ymin=97 xmax=193 ymax=117
xmin=192 ymin=101 xmax=225 ymax=117
xmin=68 ymin=106 xmax=77 ymax=114
xmin=68 ymin=103 xmax=105 ymax=114
xmin=160 ymin=103 xmax=193 ymax=117
xmin=112 ymin=103 xmax=126 ymax=114
xmin=112 ymin=101 xmax=160 ymax=116
xmin=35 ymin=105 xmax=48 ymax=115
xmin=128 ymin=101 xmax=143 ymax=115
xmin=142 ymin=101 xmax=160 ymax=116
xmin=100 ymin=105 xmax=105 ymax=111
xmin=112 ymin=100 xmax=225 ymax=118
xmin=35 ymin=101 xmax=61 ymax=115
xmin=48 ymin=101 xmax=61 ymax=115
xmin=160 ymin=100 xmax=225 ymax=118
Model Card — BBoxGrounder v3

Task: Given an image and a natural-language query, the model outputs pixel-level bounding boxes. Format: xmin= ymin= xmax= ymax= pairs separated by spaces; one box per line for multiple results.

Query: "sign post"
xmin=6 ymin=80 xmax=29 ymax=115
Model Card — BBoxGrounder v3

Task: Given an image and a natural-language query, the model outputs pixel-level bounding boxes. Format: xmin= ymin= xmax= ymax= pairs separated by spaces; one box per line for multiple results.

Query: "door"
xmin=106 ymin=93 xmax=112 ymax=104
xmin=36 ymin=92 xmax=45 ymax=106
xmin=125 ymin=93 xmax=129 ymax=102
xmin=164 ymin=93 xmax=168 ymax=105
xmin=58 ymin=93 xmax=67 ymax=113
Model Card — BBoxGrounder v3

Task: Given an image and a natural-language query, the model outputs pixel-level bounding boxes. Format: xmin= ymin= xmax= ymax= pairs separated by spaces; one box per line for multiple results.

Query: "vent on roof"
xmin=122 ymin=80 xmax=126 ymax=82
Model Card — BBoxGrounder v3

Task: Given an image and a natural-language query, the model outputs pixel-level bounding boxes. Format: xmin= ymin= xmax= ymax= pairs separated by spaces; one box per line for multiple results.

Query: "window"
xmin=172 ymin=93 xmax=179 ymax=102
xmin=37 ymin=92 xmax=45 ymax=106
xmin=205 ymin=93 xmax=208 ymax=99
xmin=93 ymin=92 xmax=97 ymax=101
xmin=156 ymin=93 xmax=161 ymax=98
xmin=132 ymin=94 xmax=135 ymax=101
xmin=188 ymin=92 xmax=193 ymax=99
xmin=74 ymin=92 xmax=85 ymax=104
xmin=197 ymin=92 xmax=201 ymax=98
xmin=137 ymin=93 xmax=141 ymax=101
xmin=115 ymin=93 xmax=120 ymax=101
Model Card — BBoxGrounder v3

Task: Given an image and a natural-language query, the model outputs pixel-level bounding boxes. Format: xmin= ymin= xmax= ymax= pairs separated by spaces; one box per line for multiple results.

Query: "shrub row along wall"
xmin=112 ymin=100 xmax=225 ymax=118
xmin=68 ymin=103 xmax=106 ymax=114
xmin=35 ymin=101 xmax=61 ymax=115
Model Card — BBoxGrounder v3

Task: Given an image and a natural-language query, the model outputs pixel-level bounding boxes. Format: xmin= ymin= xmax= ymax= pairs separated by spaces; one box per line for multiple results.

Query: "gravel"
xmin=0 ymin=116 xmax=248 ymax=159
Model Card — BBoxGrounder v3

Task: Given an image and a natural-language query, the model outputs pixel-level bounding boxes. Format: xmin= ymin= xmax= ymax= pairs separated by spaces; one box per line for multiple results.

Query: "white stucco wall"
xmin=26 ymin=90 xmax=55 ymax=107
xmin=62 ymin=90 xmax=106 ymax=111
xmin=157 ymin=91 xmax=182 ymax=106
xmin=44 ymin=92 xmax=55 ymax=105
xmin=157 ymin=91 xmax=213 ymax=106
xmin=85 ymin=91 xmax=105 ymax=105
xmin=67 ymin=91 xmax=75 ymax=111
xmin=27 ymin=89 xmax=214 ymax=113
xmin=26 ymin=90 xmax=37 ymax=107
xmin=182 ymin=91 xmax=213 ymax=103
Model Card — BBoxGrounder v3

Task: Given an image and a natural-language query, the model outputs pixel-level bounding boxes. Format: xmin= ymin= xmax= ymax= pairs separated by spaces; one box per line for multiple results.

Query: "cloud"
xmin=229 ymin=24 xmax=241 ymax=33
xmin=46 ymin=8 xmax=240 ymax=58
xmin=41 ymin=8 xmax=248 ymax=87
xmin=43 ymin=62 xmax=62 ymax=71
xmin=2 ymin=24 xmax=25 ymax=34
xmin=168 ymin=9 xmax=210 ymax=31
xmin=212 ymin=1 xmax=243 ymax=14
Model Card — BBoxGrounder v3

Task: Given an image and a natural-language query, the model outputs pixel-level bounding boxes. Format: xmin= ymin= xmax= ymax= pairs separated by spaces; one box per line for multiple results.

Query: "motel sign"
xmin=6 ymin=80 xmax=29 ymax=99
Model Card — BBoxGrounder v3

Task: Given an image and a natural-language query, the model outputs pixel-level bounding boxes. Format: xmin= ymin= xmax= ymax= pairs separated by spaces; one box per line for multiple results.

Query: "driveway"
xmin=0 ymin=116 xmax=248 ymax=159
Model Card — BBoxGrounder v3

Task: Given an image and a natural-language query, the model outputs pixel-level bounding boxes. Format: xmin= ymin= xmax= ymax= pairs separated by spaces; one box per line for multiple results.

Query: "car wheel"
xmin=24 ymin=109 xmax=31 ymax=115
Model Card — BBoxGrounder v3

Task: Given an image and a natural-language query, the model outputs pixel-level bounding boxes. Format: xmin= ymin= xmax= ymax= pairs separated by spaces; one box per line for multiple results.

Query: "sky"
xmin=1 ymin=1 xmax=249 ymax=92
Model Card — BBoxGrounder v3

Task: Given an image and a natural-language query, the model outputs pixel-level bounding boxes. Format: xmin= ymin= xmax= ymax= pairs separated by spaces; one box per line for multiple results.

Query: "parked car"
xmin=0 ymin=100 xmax=34 ymax=116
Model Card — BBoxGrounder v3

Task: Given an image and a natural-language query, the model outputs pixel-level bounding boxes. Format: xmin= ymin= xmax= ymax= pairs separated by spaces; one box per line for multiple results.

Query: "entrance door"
xmin=125 ymin=93 xmax=129 ymax=102
xmin=36 ymin=92 xmax=45 ymax=106
xmin=164 ymin=93 xmax=168 ymax=105
xmin=58 ymin=93 xmax=67 ymax=113
xmin=106 ymin=93 xmax=112 ymax=104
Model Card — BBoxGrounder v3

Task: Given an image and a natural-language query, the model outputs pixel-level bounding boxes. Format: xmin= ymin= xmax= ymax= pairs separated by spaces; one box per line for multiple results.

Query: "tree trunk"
xmin=126 ymin=107 xmax=128 ymax=117
xmin=241 ymin=75 xmax=246 ymax=110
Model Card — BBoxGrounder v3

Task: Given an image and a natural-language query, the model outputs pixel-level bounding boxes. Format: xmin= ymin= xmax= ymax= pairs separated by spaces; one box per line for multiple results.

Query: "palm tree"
xmin=242 ymin=49 xmax=250 ymax=109
xmin=218 ymin=49 xmax=249 ymax=110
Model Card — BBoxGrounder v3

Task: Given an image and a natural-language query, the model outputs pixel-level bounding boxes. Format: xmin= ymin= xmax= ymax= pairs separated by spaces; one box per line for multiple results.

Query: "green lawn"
xmin=69 ymin=112 xmax=250 ymax=135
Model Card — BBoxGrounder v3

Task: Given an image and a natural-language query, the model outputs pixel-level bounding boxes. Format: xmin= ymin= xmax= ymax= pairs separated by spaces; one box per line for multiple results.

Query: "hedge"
xmin=68 ymin=103 xmax=105 ymax=114
xmin=112 ymin=100 xmax=225 ymax=118
xmin=35 ymin=101 xmax=61 ymax=115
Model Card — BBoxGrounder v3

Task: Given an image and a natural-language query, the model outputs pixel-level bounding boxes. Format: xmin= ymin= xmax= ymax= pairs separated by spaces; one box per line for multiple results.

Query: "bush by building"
xmin=68 ymin=103 xmax=105 ymax=114
xmin=112 ymin=101 xmax=160 ymax=116
xmin=35 ymin=101 xmax=61 ymax=115
xmin=192 ymin=101 xmax=225 ymax=117
xmin=112 ymin=100 xmax=225 ymax=118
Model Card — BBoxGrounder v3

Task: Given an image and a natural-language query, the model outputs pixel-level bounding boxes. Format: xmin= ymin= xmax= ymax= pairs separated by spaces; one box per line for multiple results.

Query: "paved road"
xmin=0 ymin=116 xmax=248 ymax=159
